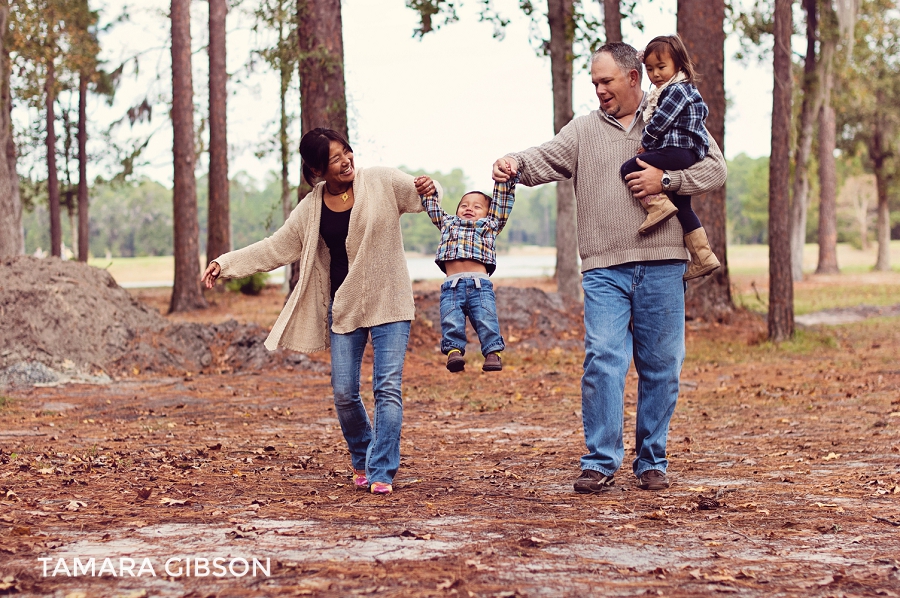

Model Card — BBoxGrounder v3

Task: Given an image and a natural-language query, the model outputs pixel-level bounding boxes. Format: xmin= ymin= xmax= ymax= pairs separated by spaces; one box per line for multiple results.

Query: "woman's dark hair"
xmin=643 ymin=34 xmax=700 ymax=85
xmin=299 ymin=128 xmax=353 ymax=187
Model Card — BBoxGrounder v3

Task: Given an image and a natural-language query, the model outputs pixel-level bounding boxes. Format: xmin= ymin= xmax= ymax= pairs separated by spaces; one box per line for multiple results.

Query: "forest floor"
xmin=1 ymin=274 xmax=899 ymax=597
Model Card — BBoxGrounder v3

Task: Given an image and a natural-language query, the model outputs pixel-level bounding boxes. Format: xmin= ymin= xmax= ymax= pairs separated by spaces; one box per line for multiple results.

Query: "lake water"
xmin=118 ymin=252 xmax=558 ymax=288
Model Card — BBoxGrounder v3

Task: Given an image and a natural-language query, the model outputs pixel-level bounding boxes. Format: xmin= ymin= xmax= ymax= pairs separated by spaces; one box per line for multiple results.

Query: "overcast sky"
xmin=27 ymin=0 xmax=773 ymax=191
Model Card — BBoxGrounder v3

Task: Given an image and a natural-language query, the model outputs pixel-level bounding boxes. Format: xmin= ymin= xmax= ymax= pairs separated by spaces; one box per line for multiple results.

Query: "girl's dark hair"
xmin=643 ymin=34 xmax=700 ymax=85
xmin=299 ymin=128 xmax=353 ymax=187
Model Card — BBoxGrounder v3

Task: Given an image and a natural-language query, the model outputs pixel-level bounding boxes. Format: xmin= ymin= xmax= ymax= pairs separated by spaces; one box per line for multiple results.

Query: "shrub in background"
xmin=225 ymin=272 xmax=269 ymax=295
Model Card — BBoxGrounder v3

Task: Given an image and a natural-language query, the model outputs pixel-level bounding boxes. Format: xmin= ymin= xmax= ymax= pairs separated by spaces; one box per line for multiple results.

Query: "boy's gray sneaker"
xmin=637 ymin=469 xmax=670 ymax=490
xmin=482 ymin=352 xmax=502 ymax=372
xmin=573 ymin=470 xmax=615 ymax=494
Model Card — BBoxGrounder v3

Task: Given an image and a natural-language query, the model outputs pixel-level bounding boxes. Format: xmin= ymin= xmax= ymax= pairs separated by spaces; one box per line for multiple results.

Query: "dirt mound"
xmin=0 ymin=256 xmax=164 ymax=373
xmin=0 ymin=257 xmax=324 ymax=385
xmin=413 ymin=286 xmax=584 ymax=351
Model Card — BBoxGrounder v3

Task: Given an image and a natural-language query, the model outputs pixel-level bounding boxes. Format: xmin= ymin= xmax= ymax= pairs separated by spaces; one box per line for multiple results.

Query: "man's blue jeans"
xmin=580 ymin=261 xmax=686 ymax=478
xmin=439 ymin=275 xmax=505 ymax=356
xmin=329 ymin=310 xmax=410 ymax=485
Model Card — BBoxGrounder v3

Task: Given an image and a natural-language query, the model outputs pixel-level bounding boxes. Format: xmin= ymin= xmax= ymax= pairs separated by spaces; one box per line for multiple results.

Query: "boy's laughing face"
xmin=456 ymin=193 xmax=489 ymax=221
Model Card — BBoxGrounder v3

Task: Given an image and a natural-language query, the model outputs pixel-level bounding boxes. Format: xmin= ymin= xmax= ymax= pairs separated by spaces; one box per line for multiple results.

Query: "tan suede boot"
xmin=638 ymin=193 xmax=679 ymax=235
xmin=683 ymin=227 xmax=721 ymax=280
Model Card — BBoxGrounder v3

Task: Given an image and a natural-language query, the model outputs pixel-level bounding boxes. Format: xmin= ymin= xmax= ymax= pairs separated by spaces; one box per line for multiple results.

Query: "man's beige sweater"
xmin=511 ymin=108 xmax=727 ymax=272
xmin=213 ymin=167 xmax=436 ymax=353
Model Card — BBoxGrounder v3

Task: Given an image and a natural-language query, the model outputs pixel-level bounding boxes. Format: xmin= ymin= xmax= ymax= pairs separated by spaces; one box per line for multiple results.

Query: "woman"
xmin=201 ymin=128 xmax=440 ymax=495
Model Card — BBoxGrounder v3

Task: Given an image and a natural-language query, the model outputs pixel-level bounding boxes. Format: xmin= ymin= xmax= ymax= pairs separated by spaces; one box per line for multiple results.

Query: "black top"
xmin=319 ymin=200 xmax=352 ymax=299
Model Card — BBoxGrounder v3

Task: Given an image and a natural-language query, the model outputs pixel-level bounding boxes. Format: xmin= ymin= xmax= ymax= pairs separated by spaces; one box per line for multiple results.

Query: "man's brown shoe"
xmin=482 ymin=352 xmax=502 ymax=372
xmin=573 ymin=469 xmax=615 ymax=494
xmin=446 ymin=350 xmax=465 ymax=373
xmin=637 ymin=469 xmax=670 ymax=490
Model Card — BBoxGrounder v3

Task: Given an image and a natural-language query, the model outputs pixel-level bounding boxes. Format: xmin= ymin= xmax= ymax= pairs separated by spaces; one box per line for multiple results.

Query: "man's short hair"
xmin=591 ymin=42 xmax=643 ymax=79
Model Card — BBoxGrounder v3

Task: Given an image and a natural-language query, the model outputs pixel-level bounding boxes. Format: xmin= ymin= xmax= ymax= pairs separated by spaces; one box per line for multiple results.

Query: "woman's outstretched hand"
xmin=492 ymin=157 xmax=518 ymax=182
xmin=201 ymin=262 xmax=221 ymax=289
xmin=414 ymin=175 xmax=436 ymax=196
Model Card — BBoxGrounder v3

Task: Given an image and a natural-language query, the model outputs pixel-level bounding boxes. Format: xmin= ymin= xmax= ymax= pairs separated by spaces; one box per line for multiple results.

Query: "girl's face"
xmin=644 ymin=49 xmax=678 ymax=88
xmin=324 ymin=140 xmax=355 ymax=186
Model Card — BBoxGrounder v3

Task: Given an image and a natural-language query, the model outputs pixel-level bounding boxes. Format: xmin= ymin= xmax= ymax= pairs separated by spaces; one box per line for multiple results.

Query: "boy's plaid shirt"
xmin=420 ymin=176 xmax=517 ymax=275
xmin=642 ymin=82 xmax=709 ymax=159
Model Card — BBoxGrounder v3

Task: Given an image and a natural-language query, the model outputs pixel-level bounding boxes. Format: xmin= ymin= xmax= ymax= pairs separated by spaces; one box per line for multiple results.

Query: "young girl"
xmin=620 ymin=34 xmax=721 ymax=280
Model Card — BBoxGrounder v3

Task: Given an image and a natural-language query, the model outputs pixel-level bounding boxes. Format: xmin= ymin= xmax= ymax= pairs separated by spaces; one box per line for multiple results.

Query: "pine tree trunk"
xmin=790 ymin=0 xmax=820 ymax=281
xmin=77 ymin=73 xmax=89 ymax=261
xmin=873 ymin=174 xmax=890 ymax=272
xmin=547 ymin=0 xmax=579 ymax=300
xmin=207 ymin=0 xmax=230 ymax=264
xmin=602 ymin=0 xmax=622 ymax=43
xmin=291 ymin=0 xmax=349 ymax=292
xmin=677 ymin=0 xmax=732 ymax=319
xmin=768 ymin=0 xmax=794 ymax=342
xmin=280 ymin=51 xmax=292 ymax=291
xmin=815 ymin=36 xmax=840 ymax=274
xmin=46 ymin=59 xmax=61 ymax=258
xmin=871 ymin=96 xmax=891 ymax=272
xmin=169 ymin=0 xmax=207 ymax=313
xmin=816 ymin=103 xmax=840 ymax=273
xmin=0 ymin=0 xmax=23 ymax=257
xmin=297 ymin=0 xmax=348 ymax=138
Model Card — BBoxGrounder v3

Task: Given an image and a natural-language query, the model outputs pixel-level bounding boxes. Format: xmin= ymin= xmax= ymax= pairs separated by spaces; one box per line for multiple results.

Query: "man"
xmin=492 ymin=42 xmax=726 ymax=492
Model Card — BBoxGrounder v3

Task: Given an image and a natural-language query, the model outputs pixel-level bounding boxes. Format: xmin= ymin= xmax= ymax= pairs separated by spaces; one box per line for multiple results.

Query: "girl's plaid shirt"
xmin=641 ymin=82 xmax=710 ymax=159
xmin=419 ymin=176 xmax=518 ymax=275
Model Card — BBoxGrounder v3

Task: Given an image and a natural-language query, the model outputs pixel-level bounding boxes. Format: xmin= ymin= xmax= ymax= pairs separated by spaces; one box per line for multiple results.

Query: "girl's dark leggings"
xmin=620 ymin=147 xmax=703 ymax=233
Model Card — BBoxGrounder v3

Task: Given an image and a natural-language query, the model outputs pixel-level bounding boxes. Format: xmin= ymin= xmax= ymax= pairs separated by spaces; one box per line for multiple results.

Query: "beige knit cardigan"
xmin=510 ymin=107 xmax=727 ymax=271
xmin=213 ymin=166 xmax=438 ymax=353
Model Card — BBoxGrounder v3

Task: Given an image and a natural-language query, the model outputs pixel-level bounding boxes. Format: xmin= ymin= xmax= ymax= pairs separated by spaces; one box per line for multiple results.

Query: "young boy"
xmin=415 ymin=175 xmax=517 ymax=372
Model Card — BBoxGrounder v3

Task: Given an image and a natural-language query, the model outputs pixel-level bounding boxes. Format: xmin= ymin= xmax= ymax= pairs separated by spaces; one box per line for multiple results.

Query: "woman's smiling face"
xmin=324 ymin=140 xmax=355 ymax=186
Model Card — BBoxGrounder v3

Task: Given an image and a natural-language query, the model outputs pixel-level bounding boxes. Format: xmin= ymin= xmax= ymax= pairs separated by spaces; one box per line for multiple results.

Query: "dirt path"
xmin=1 ymin=284 xmax=899 ymax=597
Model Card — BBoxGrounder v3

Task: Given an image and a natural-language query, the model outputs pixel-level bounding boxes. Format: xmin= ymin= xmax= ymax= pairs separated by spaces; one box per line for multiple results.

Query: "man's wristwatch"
xmin=661 ymin=171 xmax=672 ymax=191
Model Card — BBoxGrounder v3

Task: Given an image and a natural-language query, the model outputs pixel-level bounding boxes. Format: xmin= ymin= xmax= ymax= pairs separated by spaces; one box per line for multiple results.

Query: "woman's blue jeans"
xmin=329 ymin=311 xmax=411 ymax=485
xmin=580 ymin=261 xmax=686 ymax=478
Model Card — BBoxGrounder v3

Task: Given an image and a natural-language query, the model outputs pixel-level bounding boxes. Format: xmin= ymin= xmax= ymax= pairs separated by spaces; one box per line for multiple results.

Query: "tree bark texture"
xmin=297 ymin=0 xmax=348 ymax=138
xmin=602 ymin=0 xmax=622 ymax=43
xmin=873 ymin=172 xmax=890 ymax=271
xmin=0 ymin=0 xmax=23 ymax=257
xmin=280 ymin=51 xmax=292 ymax=291
xmin=207 ymin=0 xmax=230 ymax=264
xmin=547 ymin=0 xmax=580 ymax=300
xmin=46 ymin=59 xmax=61 ymax=258
xmin=169 ymin=0 xmax=207 ymax=313
xmin=871 ymin=92 xmax=892 ymax=272
xmin=77 ymin=73 xmax=89 ymax=261
xmin=790 ymin=0 xmax=820 ymax=281
xmin=677 ymin=0 xmax=732 ymax=319
xmin=815 ymin=34 xmax=840 ymax=274
xmin=816 ymin=105 xmax=840 ymax=273
xmin=767 ymin=0 xmax=794 ymax=342
xmin=291 ymin=0 xmax=349 ymax=293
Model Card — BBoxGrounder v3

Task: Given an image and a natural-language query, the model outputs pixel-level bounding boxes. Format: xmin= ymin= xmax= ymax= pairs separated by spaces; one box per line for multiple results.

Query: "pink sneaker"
xmin=370 ymin=482 xmax=392 ymax=495
xmin=353 ymin=468 xmax=368 ymax=490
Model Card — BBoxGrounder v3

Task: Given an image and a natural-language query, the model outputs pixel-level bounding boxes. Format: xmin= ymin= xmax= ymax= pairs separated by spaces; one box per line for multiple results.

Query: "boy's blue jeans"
xmin=328 ymin=307 xmax=410 ymax=485
xmin=580 ymin=261 xmax=686 ymax=479
xmin=439 ymin=274 xmax=505 ymax=357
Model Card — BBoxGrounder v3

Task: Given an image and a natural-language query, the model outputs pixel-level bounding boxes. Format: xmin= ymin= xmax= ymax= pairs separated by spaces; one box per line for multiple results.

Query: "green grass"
xmin=727 ymin=240 xmax=900 ymax=276
xmin=735 ymin=282 xmax=900 ymax=315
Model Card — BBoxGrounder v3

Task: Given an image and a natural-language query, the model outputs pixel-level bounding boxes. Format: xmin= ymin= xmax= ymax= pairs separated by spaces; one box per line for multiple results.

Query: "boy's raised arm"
xmin=489 ymin=175 xmax=518 ymax=233
xmin=419 ymin=189 xmax=447 ymax=229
